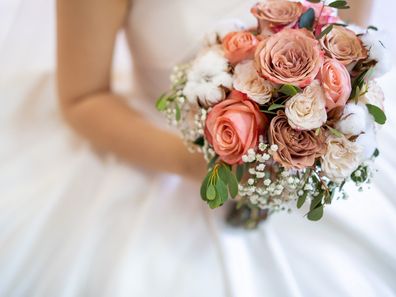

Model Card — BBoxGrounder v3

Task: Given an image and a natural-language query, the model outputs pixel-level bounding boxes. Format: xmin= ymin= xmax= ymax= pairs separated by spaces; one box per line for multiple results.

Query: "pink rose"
xmin=251 ymin=0 xmax=303 ymax=33
xmin=222 ymin=31 xmax=258 ymax=65
xmin=255 ymin=28 xmax=323 ymax=88
xmin=320 ymin=26 xmax=368 ymax=65
xmin=319 ymin=58 xmax=352 ymax=110
xmin=205 ymin=90 xmax=269 ymax=165
xmin=301 ymin=1 xmax=340 ymax=35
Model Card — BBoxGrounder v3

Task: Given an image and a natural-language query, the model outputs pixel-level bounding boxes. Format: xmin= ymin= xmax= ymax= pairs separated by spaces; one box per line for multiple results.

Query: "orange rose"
xmin=320 ymin=26 xmax=368 ymax=65
xmin=255 ymin=28 xmax=323 ymax=88
xmin=319 ymin=58 xmax=352 ymax=110
xmin=251 ymin=0 xmax=303 ymax=33
xmin=205 ymin=91 xmax=269 ymax=165
xmin=269 ymin=112 xmax=326 ymax=169
xmin=222 ymin=31 xmax=258 ymax=65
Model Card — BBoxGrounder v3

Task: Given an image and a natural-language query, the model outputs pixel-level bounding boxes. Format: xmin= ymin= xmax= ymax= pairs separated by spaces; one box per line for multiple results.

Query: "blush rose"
xmin=205 ymin=90 xmax=269 ymax=165
xmin=222 ymin=31 xmax=258 ymax=65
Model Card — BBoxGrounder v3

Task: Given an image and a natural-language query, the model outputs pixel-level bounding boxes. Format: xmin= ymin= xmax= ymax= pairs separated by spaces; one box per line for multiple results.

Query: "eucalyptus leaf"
xmin=328 ymin=1 xmax=348 ymax=8
xmin=193 ymin=136 xmax=205 ymax=147
xmin=200 ymin=173 xmax=210 ymax=200
xmin=366 ymin=104 xmax=387 ymax=125
xmin=175 ymin=103 xmax=181 ymax=121
xmin=207 ymin=155 xmax=219 ymax=169
xmin=236 ymin=164 xmax=245 ymax=182
xmin=306 ymin=0 xmax=321 ymax=2
xmin=317 ymin=24 xmax=333 ymax=39
xmin=297 ymin=192 xmax=308 ymax=209
xmin=310 ymin=195 xmax=322 ymax=211
xmin=307 ymin=205 xmax=324 ymax=221
xmin=155 ymin=94 xmax=169 ymax=111
xmin=279 ymin=84 xmax=299 ymax=97
xmin=228 ymin=171 xmax=239 ymax=199
xmin=218 ymin=164 xmax=229 ymax=184
xmin=216 ymin=179 xmax=229 ymax=203
xmin=299 ymin=8 xmax=315 ymax=30
xmin=373 ymin=148 xmax=380 ymax=158
xmin=206 ymin=184 xmax=217 ymax=201
xmin=268 ymin=103 xmax=285 ymax=111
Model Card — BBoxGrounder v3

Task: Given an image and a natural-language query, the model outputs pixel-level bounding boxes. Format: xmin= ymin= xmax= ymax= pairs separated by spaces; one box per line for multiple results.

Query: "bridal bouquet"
xmin=156 ymin=0 xmax=389 ymax=228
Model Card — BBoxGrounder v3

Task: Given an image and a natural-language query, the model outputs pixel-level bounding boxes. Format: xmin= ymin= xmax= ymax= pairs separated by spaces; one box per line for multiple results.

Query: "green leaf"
xmin=307 ymin=205 xmax=324 ymax=221
xmin=373 ymin=148 xmax=380 ymax=158
xmin=236 ymin=164 xmax=245 ymax=182
xmin=155 ymin=94 xmax=169 ymax=111
xmin=367 ymin=25 xmax=378 ymax=31
xmin=175 ymin=103 xmax=181 ymax=121
xmin=193 ymin=136 xmax=205 ymax=147
xmin=317 ymin=24 xmax=333 ymax=40
xmin=279 ymin=84 xmax=299 ymax=97
xmin=310 ymin=196 xmax=322 ymax=210
xmin=206 ymin=184 xmax=217 ymax=201
xmin=228 ymin=171 xmax=239 ymax=199
xmin=306 ymin=0 xmax=321 ymax=2
xmin=200 ymin=173 xmax=210 ymax=200
xmin=268 ymin=103 xmax=285 ymax=111
xmin=207 ymin=155 xmax=219 ymax=169
xmin=328 ymin=1 xmax=348 ymax=8
xmin=328 ymin=126 xmax=343 ymax=137
xmin=297 ymin=191 xmax=308 ymax=209
xmin=216 ymin=179 xmax=229 ymax=203
xmin=218 ymin=164 xmax=229 ymax=184
xmin=299 ymin=8 xmax=315 ymax=30
xmin=366 ymin=104 xmax=387 ymax=125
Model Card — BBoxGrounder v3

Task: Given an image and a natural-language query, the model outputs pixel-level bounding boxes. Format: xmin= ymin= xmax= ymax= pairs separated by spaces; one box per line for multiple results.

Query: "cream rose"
xmin=319 ymin=58 xmax=352 ymax=111
xmin=255 ymin=28 xmax=323 ymax=88
xmin=285 ymin=80 xmax=327 ymax=130
xmin=233 ymin=60 xmax=273 ymax=105
xmin=251 ymin=0 xmax=303 ymax=33
xmin=320 ymin=26 xmax=368 ymax=66
xmin=321 ymin=135 xmax=363 ymax=183
xmin=358 ymin=80 xmax=385 ymax=110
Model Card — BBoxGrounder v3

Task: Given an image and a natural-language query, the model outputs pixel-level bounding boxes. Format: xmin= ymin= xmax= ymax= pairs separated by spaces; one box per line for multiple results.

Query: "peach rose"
xmin=205 ymin=90 xmax=269 ymax=165
xmin=319 ymin=58 xmax=352 ymax=110
xmin=255 ymin=28 xmax=323 ymax=88
xmin=269 ymin=111 xmax=327 ymax=169
xmin=251 ymin=0 xmax=303 ymax=33
xmin=222 ymin=31 xmax=258 ymax=65
xmin=320 ymin=26 xmax=368 ymax=65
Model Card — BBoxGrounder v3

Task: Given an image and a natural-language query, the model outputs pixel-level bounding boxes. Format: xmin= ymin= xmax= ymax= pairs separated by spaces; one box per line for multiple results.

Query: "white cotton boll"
xmin=183 ymin=48 xmax=232 ymax=107
xmin=355 ymin=126 xmax=377 ymax=160
xmin=361 ymin=30 xmax=392 ymax=78
xmin=204 ymin=19 xmax=246 ymax=46
xmin=335 ymin=103 xmax=373 ymax=136
xmin=359 ymin=80 xmax=385 ymax=110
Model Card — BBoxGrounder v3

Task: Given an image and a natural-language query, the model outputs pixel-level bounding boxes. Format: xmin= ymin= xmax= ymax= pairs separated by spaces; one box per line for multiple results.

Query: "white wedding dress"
xmin=1 ymin=0 xmax=396 ymax=296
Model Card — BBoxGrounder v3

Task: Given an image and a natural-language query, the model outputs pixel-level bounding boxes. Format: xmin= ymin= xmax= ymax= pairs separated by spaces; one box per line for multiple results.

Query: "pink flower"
xmin=205 ymin=90 xmax=269 ymax=165
xmin=301 ymin=1 xmax=339 ymax=26
xmin=251 ymin=0 xmax=303 ymax=33
xmin=222 ymin=31 xmax=258 ymax=65
xmin=319 ymin=58 xmax=352 ymax=110
xmin=255 ymin=28 xmax=323 ymax=88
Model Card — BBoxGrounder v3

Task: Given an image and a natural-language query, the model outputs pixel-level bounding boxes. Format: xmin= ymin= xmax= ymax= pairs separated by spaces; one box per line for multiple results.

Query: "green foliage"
xmin=268 ymin=103 xmax=285 ymax=111
xmin=366 ymin=104 xmax=387 ymax=125
xmin=373 ymin=148 xmax=380 ymax=158
xmin=200 ymin=163 xmax=239 ymax=209
xmin=305 ymin=0 xmax=321 ymax=3
xmin=193 ymin=136 xmax=205 ymax=147
xmin=155 ymin=94 xmax=169 ymax=111
xmin=328 ymin=0 xmax=350 ymax=9
xmin=279 ymin=84 xmax=299 ymax=97
xmin=307 ymin=205 xmax=324 ymax=221
xmin=328 ymin=126 xmax=343 ymax=137
xmin=317 ymin=24 xmax=334 ymax=40
xmin=299 ymin=8 xmax=315 ymax=30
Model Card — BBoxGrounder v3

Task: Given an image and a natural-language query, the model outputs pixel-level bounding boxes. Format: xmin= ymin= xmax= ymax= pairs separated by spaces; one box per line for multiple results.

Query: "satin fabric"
xmin=1 ymin=0 xmax=396 ymax=296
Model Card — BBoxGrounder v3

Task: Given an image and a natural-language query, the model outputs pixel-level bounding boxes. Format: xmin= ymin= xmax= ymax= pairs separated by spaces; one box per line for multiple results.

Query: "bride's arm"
xmin=57 ymin=0 xmax=205 ymax=179
xmin=339 ymin=0 xmax=374 ymax=26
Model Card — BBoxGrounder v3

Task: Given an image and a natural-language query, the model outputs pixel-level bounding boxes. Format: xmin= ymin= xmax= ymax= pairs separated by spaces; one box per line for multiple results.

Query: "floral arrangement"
xmin=156 ymin=0 xmax=389 ymax=228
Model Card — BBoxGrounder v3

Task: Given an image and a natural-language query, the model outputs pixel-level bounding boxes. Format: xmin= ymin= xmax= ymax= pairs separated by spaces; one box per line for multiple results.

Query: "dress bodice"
xmin=125 ymin=0 xmax=257 ymax=103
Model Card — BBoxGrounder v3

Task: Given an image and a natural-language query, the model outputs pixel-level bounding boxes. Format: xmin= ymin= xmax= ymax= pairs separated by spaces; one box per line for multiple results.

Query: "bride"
xmin=2 ymin=0 xmax=396 ymax=296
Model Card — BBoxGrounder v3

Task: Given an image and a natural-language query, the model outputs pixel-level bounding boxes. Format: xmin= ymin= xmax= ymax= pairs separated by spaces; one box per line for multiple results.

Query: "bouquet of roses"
xmin=156 ymin=0 xmax=389 ymax=228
